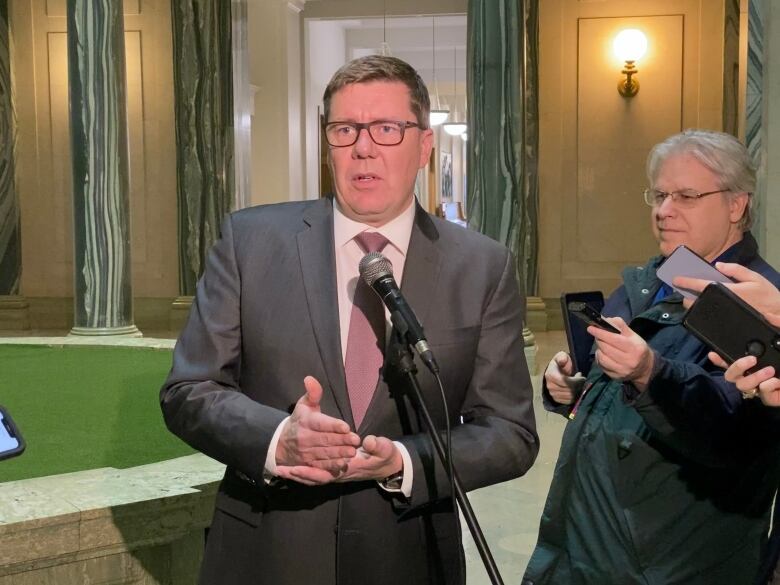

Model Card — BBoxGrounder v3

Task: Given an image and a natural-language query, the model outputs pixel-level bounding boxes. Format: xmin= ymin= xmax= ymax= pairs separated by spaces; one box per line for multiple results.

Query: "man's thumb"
xmin=302 ymin=376 xmax=323 ymax=408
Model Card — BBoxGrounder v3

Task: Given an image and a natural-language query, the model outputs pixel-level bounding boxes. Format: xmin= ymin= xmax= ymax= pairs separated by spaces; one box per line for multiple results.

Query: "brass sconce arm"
xmin=618 ymin=60 xmax=639 ymax=97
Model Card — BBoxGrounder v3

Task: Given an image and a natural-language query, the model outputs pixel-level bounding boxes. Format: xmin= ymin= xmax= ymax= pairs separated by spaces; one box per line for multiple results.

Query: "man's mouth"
xmin=353 ymin=173 xmax=380 ymax=182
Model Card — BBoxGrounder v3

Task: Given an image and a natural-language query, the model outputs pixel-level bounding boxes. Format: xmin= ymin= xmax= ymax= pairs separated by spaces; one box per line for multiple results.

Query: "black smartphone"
xmin=684 ymin=282 xmax=780 ymax=374
xmin=561 ymin=292 xmax=613 ymax=374
xmin=567 ymin=301 xmax=620 ymax=334
xmin=0 ymin=405 xmax=25 ymax=461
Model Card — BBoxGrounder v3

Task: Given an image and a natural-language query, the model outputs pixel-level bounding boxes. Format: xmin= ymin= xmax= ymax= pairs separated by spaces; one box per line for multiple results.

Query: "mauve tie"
xmin=345 ymin=232 xmax=389 ymax=427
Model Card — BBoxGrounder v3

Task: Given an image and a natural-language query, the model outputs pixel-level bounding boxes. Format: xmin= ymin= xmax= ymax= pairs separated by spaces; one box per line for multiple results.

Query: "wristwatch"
xmin=380 ymin=470 xmax=404 ymax=490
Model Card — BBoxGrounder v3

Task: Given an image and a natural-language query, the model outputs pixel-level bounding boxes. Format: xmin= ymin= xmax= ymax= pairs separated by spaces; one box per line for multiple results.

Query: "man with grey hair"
xmin=161 ymin=55 xmax=538 ymax=585
xmin=523 ymin=129 xmax=780 ymax=584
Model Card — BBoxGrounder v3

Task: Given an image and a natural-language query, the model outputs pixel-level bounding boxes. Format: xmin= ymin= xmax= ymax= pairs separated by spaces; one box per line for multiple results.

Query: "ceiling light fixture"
xmin=442 ymin=45 xmax=466 ymax=136
xmin=429 ymin=16 xmax=449 ymax=126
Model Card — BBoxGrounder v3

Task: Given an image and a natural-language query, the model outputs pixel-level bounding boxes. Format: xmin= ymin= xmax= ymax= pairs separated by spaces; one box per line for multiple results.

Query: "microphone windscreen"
xmin=359 ymin=252 xmax=393 ymax=286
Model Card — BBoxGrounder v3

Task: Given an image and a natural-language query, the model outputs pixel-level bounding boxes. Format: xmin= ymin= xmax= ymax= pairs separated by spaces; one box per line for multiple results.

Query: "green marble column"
xmin=467 ymin=0 xmax=540 ymax=371
xmin=0 ymin=0 xmax=20 ymax=296
xmin=171 ymin=0 xmax=234 ymax=296
xmin=67 ymin=0 xmax=138 ymax=336
xmin=467 ymin=0 xmax=539 ymax=296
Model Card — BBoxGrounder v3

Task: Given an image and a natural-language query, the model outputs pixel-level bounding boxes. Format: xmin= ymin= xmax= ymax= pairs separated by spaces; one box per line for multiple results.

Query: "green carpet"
xmin=0 ymin=344 xmax=194 ymax=483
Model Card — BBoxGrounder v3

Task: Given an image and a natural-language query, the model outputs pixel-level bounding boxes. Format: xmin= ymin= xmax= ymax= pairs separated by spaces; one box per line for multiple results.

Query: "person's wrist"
xmin=631 ymin=348 xmax=655 ymax=390
xmin=380 ymin=450 xmax=404 ymax=483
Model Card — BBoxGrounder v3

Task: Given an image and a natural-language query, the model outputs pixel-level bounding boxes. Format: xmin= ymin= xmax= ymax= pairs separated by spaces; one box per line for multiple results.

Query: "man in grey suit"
xmin=160 ymin=55 xmax=538 ymax=585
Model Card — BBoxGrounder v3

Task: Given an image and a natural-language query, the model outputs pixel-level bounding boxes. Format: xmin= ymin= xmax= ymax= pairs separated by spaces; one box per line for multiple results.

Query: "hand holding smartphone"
xmin=0 ymin=406 xmax=24 ymax=461
xmin=684 ymin=282 xmax=780 ymax=374
xmin=567 ymin=301 xmax=620 ymax=334
xmin=561 ymin=292 xmax=613 ymax=375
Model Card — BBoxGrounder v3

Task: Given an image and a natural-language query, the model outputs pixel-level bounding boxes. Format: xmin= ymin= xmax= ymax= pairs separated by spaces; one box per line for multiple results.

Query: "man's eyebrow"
xmin=326 ymin=118 xmax=405 ymax=123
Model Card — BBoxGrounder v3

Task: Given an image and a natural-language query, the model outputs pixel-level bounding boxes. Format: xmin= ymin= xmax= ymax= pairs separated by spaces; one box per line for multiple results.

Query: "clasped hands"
xmin=273 ymin=376 xmax=403 ymax=486
xmin=545 ymin=317 xmax=654 ymax=404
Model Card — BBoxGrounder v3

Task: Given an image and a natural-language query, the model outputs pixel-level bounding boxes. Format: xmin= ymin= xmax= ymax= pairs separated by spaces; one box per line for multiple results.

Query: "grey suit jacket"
xmin=160 ymin=198 xmax=538 ymax=585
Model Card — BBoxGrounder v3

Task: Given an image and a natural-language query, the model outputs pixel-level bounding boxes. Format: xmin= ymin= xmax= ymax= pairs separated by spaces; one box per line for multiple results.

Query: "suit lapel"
xmin=297 ymin=200 xmax=353 ymax=427
xmin=397 ymin=205 xmax=443 ymax=336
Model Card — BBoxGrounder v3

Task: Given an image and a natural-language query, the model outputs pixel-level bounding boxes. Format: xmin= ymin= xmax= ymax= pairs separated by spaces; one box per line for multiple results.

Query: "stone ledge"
xmin=0 ymin=454 xmax=225 ymax=584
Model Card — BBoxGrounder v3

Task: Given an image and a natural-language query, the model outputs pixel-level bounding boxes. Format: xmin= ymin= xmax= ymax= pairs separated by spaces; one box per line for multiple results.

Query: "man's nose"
xmin=655 ymin=194 xmax=677 ymax=217
xmin=352 ymin=128 xmax=377 ymax=157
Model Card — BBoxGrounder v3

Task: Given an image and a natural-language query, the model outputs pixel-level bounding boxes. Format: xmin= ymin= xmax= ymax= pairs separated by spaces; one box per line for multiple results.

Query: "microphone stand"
xmin=387 ymin=318 xmax=505 ymax=585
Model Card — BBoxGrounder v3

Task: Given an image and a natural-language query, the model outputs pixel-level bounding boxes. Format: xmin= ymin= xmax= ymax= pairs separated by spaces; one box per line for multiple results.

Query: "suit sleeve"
xmin=400 ymin=249 xmax=539 ymax=508
xmin=159 ymin=215 xmax=288 ymax=485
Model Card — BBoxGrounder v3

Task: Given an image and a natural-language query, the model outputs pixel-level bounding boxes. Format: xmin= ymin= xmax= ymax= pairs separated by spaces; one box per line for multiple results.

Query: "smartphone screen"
xmin=656 ymin=245 xmax=732 ymax=300
xmin=0 ymin=407 xmax=24 ymax=460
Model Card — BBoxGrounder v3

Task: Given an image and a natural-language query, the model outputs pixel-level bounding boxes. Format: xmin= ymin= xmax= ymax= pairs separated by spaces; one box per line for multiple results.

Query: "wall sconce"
xmin=613 ymin=29 xmax=647 ymax=98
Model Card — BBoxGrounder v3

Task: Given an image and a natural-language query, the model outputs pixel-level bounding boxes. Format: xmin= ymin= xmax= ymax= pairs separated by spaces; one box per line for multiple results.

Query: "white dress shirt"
xmin=264 ymin=197 xmax=417 ymax=497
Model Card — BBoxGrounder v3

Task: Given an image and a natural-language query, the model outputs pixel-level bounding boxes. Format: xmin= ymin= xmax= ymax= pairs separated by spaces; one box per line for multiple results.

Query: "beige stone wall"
xmin=248 ymin=0 xmax=306 ymax=206
xmin=538 ymin=0 xmax=728 ymax=299
xmin=11 ymin=0 xmax=178 ymax=299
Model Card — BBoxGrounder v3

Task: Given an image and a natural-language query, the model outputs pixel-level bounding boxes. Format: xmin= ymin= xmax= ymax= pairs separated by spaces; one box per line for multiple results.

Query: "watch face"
xmin=383 ymin=472 xmax=404 ymax=490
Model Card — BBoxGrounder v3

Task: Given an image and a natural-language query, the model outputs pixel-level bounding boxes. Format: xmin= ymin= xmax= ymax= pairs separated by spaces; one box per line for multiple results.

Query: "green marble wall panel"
xmin=171 ymin=1 xmax=235 ymax=295
xmin=723 ymin=0 xmax=740 ymax=136
xmin=747 ymin=0 xmax=764 ymax=249
xmin=67 ymin=0 xmax=136 ymax=334
xmin=0 ymin=0 xmax=20 ymax=295
xmin=466 ymin=0 xmax=539 ymax=295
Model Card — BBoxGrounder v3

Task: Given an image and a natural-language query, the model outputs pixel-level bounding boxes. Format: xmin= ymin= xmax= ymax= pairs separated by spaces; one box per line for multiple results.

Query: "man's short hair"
xmin=646 ymin=129 xmax=756 ymax=230
xmin=322 ymin=55 xmax=431 ymax=129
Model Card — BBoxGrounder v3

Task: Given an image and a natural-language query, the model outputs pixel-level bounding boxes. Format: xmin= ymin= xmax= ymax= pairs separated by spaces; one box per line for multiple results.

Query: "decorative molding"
xmin=0 ymin=296 xmax=30 ymax=330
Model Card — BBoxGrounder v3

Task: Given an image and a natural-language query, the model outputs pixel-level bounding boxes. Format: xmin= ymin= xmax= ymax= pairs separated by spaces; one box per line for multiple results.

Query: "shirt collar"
xmin=332 ymin=197 xmax=416 ymax=256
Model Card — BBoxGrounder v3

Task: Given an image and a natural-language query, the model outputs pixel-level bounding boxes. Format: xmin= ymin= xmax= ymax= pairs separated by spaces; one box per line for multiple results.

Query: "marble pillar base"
xmin=0 ymin=296 xmax=30 ymax=330
xmin=0 ymin=454 xmax=224 ymax=585
xmin=170 ymin=296 xmax=194 ymax=331
xmin=523 ymin=326 xmax=538 ymax=375
xmin=525 ymin=296 xmax=547 ymax=332
xmin=69 ymin=324 xmax=142 ymax=337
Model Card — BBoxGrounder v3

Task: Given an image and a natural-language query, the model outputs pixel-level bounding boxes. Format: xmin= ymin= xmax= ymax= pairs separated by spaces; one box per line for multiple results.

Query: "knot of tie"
xmin=354 ymin=232 xmax=389 ymax=255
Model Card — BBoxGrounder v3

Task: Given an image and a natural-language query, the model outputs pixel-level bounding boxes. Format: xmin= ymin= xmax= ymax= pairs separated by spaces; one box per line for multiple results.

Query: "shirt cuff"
xmin=263 ymin=416 xmax=289 ymax=483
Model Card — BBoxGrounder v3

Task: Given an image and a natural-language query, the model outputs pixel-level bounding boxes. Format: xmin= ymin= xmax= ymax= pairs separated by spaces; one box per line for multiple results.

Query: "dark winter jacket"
xmin=524 ymin=233 xmax=780 ymax=585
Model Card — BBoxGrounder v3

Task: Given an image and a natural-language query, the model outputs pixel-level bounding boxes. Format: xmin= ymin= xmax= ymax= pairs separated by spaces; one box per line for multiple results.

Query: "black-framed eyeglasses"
xmin=324 ymin=120 xmax=422 ymax=147
xmin=643 ymin=188 xmax=731 ymax=208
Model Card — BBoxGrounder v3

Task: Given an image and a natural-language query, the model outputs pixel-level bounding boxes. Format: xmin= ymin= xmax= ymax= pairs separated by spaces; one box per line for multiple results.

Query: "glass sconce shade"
xmin=613 ymin=29 xmax=647 ymax=63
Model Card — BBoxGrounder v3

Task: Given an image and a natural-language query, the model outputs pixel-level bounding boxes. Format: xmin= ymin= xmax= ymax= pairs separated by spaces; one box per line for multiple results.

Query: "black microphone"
xmin=359 ymin=252 xmax=439 ymax=374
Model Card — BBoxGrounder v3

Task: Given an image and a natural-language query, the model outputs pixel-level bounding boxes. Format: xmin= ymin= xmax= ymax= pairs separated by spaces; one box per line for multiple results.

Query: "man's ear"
xmin=418 ymin=127 xmax=434 ymax=169
xmin=729 ymin=191 xmax=749 ymax=224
